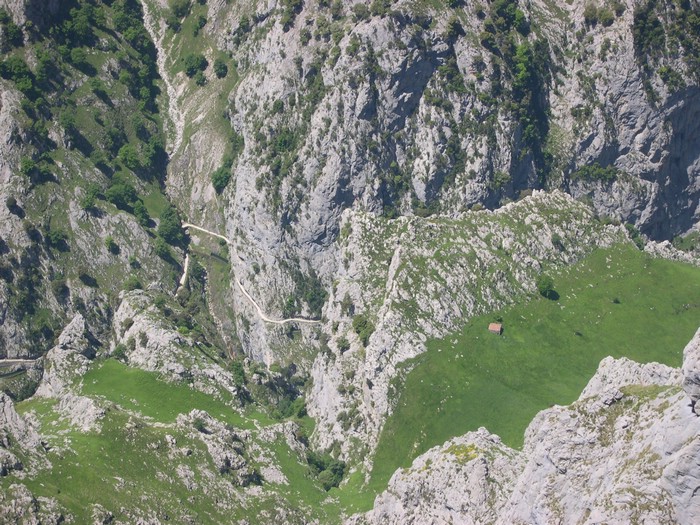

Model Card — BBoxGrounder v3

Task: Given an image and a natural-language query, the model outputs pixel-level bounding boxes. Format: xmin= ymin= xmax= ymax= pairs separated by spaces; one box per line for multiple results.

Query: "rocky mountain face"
xmin=349 ymin=328 xmax=700 ymax=525
xmin=145 ymin=0 xmax=700 ymax=454
xmin=0 ymin=0 xmax=699 ymax=522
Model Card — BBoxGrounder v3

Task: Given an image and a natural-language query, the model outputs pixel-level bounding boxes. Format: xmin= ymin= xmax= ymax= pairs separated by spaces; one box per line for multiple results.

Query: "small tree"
xmin=352 ymin=313 xmax=374 ymax=347
xmin=123 ymin=275 xmax=142 ymax=291
xmin=157 ymin=204 xmax=185 ymax=246
xmin=133 ymin=200 xmax=150 ymax=226
xmin=183 ymin=53 xmax=207 ymax=77
xmin=118 ymin=144 xmax=141 ymax=171
xmin=211 ymin=165 xmax=232 ymax=193
xmin=536 ymin=274 xmax=555 ymax=299
xmin=337 ymin=336 xmax=350 ymax=353
xmin=213 ymin=58 xmax=228 ymax=78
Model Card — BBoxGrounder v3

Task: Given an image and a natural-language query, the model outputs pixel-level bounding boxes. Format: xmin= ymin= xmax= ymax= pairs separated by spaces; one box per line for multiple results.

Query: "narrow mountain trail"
xmin=182 ymin=223 xmax=321 ymax=326
xmin=176 ymin=253 xmax=190 ymax=293
xmin=0 ymin=358 xmax=39 ymax=366
xmin=141 ymin=0 xmax=184 ymax=155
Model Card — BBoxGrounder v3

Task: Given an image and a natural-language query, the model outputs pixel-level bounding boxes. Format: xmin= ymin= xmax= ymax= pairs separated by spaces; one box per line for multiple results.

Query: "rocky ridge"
xmin=311 ymin=190 xmax=628 ymax=457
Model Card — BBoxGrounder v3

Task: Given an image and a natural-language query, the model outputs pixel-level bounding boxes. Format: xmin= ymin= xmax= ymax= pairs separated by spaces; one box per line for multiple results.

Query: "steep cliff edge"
xmin=349 ymin=327 xmax=700 ymax=525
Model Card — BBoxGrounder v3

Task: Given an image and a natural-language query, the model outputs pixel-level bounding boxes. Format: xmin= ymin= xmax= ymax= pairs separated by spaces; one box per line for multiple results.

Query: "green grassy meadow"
xmin=81 ymin=359 xmax=257 ymax=427
xmin=369 ymin=244 xmax=700 ymax=494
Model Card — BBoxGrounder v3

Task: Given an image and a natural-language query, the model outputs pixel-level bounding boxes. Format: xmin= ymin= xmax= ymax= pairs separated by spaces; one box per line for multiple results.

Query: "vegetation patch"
xmin=445 ymin=443 xmax=480 ymax=464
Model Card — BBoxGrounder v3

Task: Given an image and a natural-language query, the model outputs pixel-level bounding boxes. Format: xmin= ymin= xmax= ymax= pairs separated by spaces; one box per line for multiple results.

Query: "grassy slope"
xmin=368 ymin=244 xmax=700 ymax=498
xmin=10 ymin=361 xmax=339 ymax=524
xmin=81 ymin=359 xmax=256 ymax=427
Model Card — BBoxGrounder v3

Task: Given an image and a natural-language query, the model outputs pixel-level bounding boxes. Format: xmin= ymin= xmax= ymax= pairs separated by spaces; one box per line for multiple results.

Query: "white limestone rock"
xmin=35 ymin=313 xmax=93 ymax=399
xmin=349 ymin=428 xmax=522 ymax=525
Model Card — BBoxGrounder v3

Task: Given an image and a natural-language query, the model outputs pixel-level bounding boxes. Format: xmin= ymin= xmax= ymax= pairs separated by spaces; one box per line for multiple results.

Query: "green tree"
xmin=211 ymin=165 xmax=232 ymax=193
xmin=118 ymin=144 xmax=141 ymax=171
xmin=157 ymin=204 xmax=185 ymax=246
xmin=213 ymin=58 xmax=228 ymax=78
xmin=104 ymin=235 xmax=120 ymax=254
xmin=133 ymin=200 xmax=150 ymax=226
xmin=105 ymin=183 xmax=137 ymax=210
xmin=536 ymin=274 xmax=555 ymax=299
xmin=352 ymin=313 xmax=374 ymax=347
xmin=183 ymin=53 xmax=207 ymax=77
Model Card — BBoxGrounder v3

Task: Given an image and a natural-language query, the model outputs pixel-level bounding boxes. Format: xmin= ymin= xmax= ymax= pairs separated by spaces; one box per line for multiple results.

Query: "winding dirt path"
xmin=182 ymin=223 xmax=321 ymax=325
xmin=0 ymin=358 xmax=39 ymax=366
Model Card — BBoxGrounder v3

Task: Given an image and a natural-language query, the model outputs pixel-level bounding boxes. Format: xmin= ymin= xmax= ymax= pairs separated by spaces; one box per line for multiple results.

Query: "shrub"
xmin=625 ymin=223 xmax=645 ymax=250
xmin=154 ymin=237 xmax=171 ymax=259
xmin=133 ymin=200 xmax=150 ymax=226
xmin=551 ymin=233 xmax=565 ymax=251
xmin=45 ymin=229 xmax=68 ymax=250
xmin=211 ymin=165 xmax=232 ymax=193
xmin=352 ymin=3 xmax=370 ymax=21
xmin=213 ymin=58 xmax=228 ymax=78
xmin=352 ymin=313 xmax=374 ymax=347
xmin=104 ymin=235 xmax=119 ymax=254
xmin=280 ymin=0 xmax=303 ymax=29
xmin=123 ymin=275 xmax=142 ymax=291
xmin=536 ymin=274 xmax=555 ymax=299
xmin=570 ymin=162 xmax=619 ymax=183
xmin=658 ymin=66 xmax=686 ymax=92
xmin=80 ymin=184 xmax=100 ymax=211
xmin=583 ymin=4 xmax=598 ymax=26
xmin=51 ymin=278 xmax=69 ymax=300
xmin=229 ymin=360 xmax=246 ymax=385
xmin=69 ymin=47 xmax=89 ymax=69
xmin=170 ymin=0 xmax=192 ymax=18
xmin=306 ymin=450 xmax=346 ymax=491
xmin=105 ymin=182 xmax=138 ymax=210
xmin=157 ymin=204 xmax=185 ymax=246
xmin=337 ymin=336 xmax=350 ymax=353
xmin=118 ymin=144 xmax=141 ymax=171
xmin=183 ymin=53 xmax=207 ymax=77
xmin=632 ymin=2 xmax=665 ymax=60
xmin=113 ymin=343 xmax=127 ymax=361
xmin=599 ymin=8 xmax=615 ymax=27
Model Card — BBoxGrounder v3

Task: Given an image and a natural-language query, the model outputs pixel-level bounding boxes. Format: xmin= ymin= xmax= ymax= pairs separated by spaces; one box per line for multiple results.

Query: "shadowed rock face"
xmin=350 ymin=328 xmax=700 ymax=525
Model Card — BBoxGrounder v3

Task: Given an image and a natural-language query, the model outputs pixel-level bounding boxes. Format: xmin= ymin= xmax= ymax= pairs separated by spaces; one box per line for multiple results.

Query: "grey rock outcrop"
xmin=0 ymin=392 xmax=46 ymax=478
xmin=112 ymin=290 xmax=247 ymax=403
xmin=0 ymin=392 xmax=40 ymax=451
xmin=348 ymin=428 xmax=523 ymax=525
xmin=35 ymin=313 xmax=93 ymax=398
xmin=177 ymin=409 xmax=257 ymax=487
xmin=0 ymin=483 xmax=63 ymax=525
